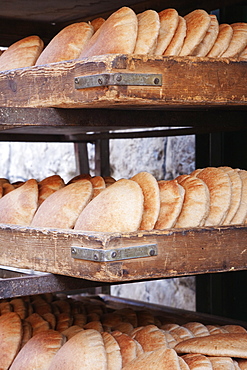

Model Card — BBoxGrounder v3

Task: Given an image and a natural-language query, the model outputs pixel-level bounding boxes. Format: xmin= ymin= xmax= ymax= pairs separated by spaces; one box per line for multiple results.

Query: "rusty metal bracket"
xmin=71 ymin=244 xmax=158 ymax=262
xmin=74 ymin=73 xmax=162 ymax=89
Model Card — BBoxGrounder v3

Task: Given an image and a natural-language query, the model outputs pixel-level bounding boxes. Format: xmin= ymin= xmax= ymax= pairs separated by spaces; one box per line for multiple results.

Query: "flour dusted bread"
xmin=74 ymin=178 xmax=144 ymax=233
xmin=207 ymin=23 xmax=233 ymax=57
xmin=221 ymin=22 xmax=247 ymax=57
xmin=79 ymin=7 xmax=138 ymax=58
xmin=131 ymin=172 xmax=160 ymax=230
xmin=180 ymin=9 xmax=211 ymax=56
xmin=0 ymin=312 xmax=23 ymax=370
xmin=191 ymin=167 xmax=232 ymax=226
xmin=48 ymin=329 xmax=108 ymax=370
xmin=175 ymin=333 xmax=247 ymax=358
xmin=36 ymin=22 xmax=94 ymax=65
xmin=0 ymin=35 xmax=44 ymax=71
xmin=154 ymin=179 xmax=185 ymax=229
xmin=191 ymin=14 xmax=219 ymax=57
xmin=155 ymin=8 xmax=179 ymax=55
xmin=164 ymin=16 xmax=187 ymax=56
xmin=134 ymin=10 xmax=160 ymax=54
xmin=9 ymin=330 xmax=66 ymax=370
xmin=122 ymin=347 xmax=181 ymax=370
xmin=0 ymin=179 xmax=38 ymax=225
xmin=175 ymin=174 xmax=210 ymax=227
xmin=31 ymin=179 xmax=93 ymax=229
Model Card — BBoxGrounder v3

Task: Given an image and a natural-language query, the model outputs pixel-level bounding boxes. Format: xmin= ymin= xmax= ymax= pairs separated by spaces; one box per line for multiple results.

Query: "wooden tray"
xmin=0 ymin=54 xmax=246 ymax=109
xmin=0 ymin=224 xmax=246 ymax=283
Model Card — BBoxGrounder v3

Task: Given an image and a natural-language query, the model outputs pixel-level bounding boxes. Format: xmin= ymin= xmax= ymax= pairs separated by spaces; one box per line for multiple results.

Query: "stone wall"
xmin=0 ymin=133 xmax=196 ymax=311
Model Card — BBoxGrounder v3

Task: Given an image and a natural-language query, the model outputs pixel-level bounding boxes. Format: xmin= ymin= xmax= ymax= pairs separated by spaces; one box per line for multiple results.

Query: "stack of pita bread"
xmin=0 ymin=166 xmax=247 ymax=232
xmin=0 ymin=6 xmax=246 ymax=72
xmin=0 ymin=293 xmax=246 ymax=368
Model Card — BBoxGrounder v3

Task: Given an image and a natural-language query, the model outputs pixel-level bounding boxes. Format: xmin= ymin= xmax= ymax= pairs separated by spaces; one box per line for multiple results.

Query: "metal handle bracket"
xmin=71 ymin=244 xmax=158 ymax=262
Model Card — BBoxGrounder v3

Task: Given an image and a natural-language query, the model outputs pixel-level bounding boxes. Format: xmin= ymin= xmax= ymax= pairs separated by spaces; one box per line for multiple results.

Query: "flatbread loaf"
xmin=74 ymin=178 xmax=144 ymax=233
xmin=175 ymin=333 xmax=247 ymax=358
xmin=220 ymin=167 xmax=242 ymax=225
xmin=164 ymin=16 xmax=187 ymax=56
xmin=79 ymin=7 xmax=138 ymax=58
xmin=122 ymin=347 xmax=181 ymax=370
xmin=0 ymin=312 xmax=23 ymax=370
xmin=48 ymin=329 xmax=107 ymax=370
xmin=179 ymin=9 xmax=211 ymax=56
xmin=31 ymin=179 xmax=93 ymax=229
xmin=209 ymin=356 xmax=238 ymax=370
xmin=131 ymin=172 xmax=160 ymax=230
xmin=134 ymin=10 xmax=160 ymax=54
xmin=112 ymin=330 xmax=143 ymax=367
xmin=0 ymin=35 xmax=44 ymax=71
xmin=179 ymin=357 xmax=191 ymax=370
xmin=182 ymin=322 xmax=210 ymax=337
xmin=175 ymin=174 xmax=210 ymax=227
xmin=91 ymin=17 xmax=105 ymax=32
xmin=221 ymin=22 xmax=247 ymax=57
xmin=231 ymin=169 xmax=247 ymax=224
xmin=38 ymin=174 xmax=65 ymax=206
xmin=36 ymin=22 xmax=94 ymax=65
xmin=154 ymin=8 xmax=179 ymax=55
xmin=131 ymin=324 xmax=169 ymax=351
xmin=207 ymin=23 xmax=233 ymax=57
xmin=191 ymin=14 xmax=219 ymax=57
xmin=182 ymin=353 xmax=213 ymax=369
xmin=191 ymin=167 xmax=232 ymax=226
xmin=154 ymin=179 xmax=185 ymax=229
xmin=0 ymin=178 xmax=38 ymax=226
xmin=9 ymin=330 xmax=66 ymax=370
xmin=239 ymin=45 xmax=247 ymax=59
xmin=101 ymin=332 xmax=122 ymax=370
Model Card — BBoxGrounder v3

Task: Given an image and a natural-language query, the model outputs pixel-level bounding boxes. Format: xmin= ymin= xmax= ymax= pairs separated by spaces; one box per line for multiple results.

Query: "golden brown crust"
xmin=182 ymin=353 xmax=213 ymax=369
xmin=36 ymin=22 xmax=94 ymax=65
xmin=207 ymin=23 xmax=233 ymax=57
xmin=134 ymin=10 xmax=160 ymax=54
xmin=191 ymin=14 xmax=219 ymax=57
xmin=155 ymin=8 xmax=179 ymax=55
xmin=164 ymin=16 xmax=187 ymax=56
xmin=90 ymin=17 xmax=105 ymax=32
xmin=102 ymin=332 xmax=122 ymax=370
xmin=179 ymin=9 xmax=211 ymax=56
xmin=221 ymin=22 xmax=247 ymax=57
xmin=79 ymin=7 xmax=138 ymax=58
xmin=38 ymin=174 xmax=65 ymax=206
xmin=0 ymin=35 xmax=44 ymax=71
xmin=131 ymin=324 xmax=169 ymax=352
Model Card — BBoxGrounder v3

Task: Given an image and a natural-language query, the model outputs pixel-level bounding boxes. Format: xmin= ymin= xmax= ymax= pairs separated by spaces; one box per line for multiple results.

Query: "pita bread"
xmin=179 ymin=357 xmax=191 ymax=370
xmin=112 ymin=330 xmax=143 ymax=367
xmin=31 ymin=179 xmax=93 ymax=229
xmin=231 ymin=169 xmax=247 ymax=224
xmin=134 ymin=10 xmax=160 ymax=54
xmin=0 ymin=312 xmax=23 ymax=370
xmin=168 ymin=325 xmax=194 ymax=344
xmin=9 ymin=330 xmax=65 ymax=370
xmin=164 ymin=16 xmax=187 ymax=56
xmin=131 ymin=325 xmax=169 ymax=352
xmin=122 ymin=347 xmax=181 ymax=370
xmin=67 ymin=173 xmax=92 ymax=184
xmin=0 ymin=35 xmax=44 ymax=71
xmin=209 ymin=357 xmax=239 ymax=370
xmin=89 ymin=176 xmax=106 ymax=198
xmin=101 ymin=332 xmax=122 ymax=370
xmin=221 ymin=22 xmax=247 ymax=57
xmin=180 ymin=9 xmax=211 ymax=56
xmin=0 ymin=179 xmax=38 ymax=226
xmin=175 ymin=174 xmax=210 ymax=227
xmin=219 ymin=167 xmax=242 ymax=225
xmin=74 ymin=178 xmax=143 ymax=233
xmin=49 ymin=329 xmax=107 ymax=370
xmin=239 ymin=45 xmax=247 ymax=59
xmin=206 ymin=325 xmax=229 ymax=335
xmin=237 ymin=359 xmax=247 ymax=369
xmin=79 ymin=7 xmax=138 ymax=58
xmin=154 ymin=179 xmax=185 ymax=229
xmin=131 ymin=172 xmax=160 ymax=230
xmin=20 ymin=321 xmax=32 ymax=349
xmin=61 ymin=325 xmax=84 ymax=340
xmin=91 ymin=17 xmax=105 ymax=32
xmin=36 ymin=22 xmax=94 ymax=65
xmin=191 ymin=167 xmax=232 ymax=226
xmin=10 ymin=298 xmax=27 ymax=320
xmin=175 ymin=333 xmax=247 ymax=358
xmin=25 ymin=313 xmax=50 ymax=336
xmin=182 ymin=353 xmax=213 ymax=369
xmin=38 ymin=174 xmax=65 ymax=205
xmin=222 ymin=325 xmax=247 ymax=334
xmin=154 ymin=8 xmax=179 ymax=55
xmin=207 ymin=23 xmax=233 ymax=57
xmin=191 ymin=14 xmax=219 ymax=57
xmin=183 ymin=322 xmax=210 ymax=337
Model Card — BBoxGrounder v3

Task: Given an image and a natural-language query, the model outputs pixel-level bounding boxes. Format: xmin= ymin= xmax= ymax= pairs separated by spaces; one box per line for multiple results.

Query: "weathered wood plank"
xmin=0 ymin=224 xmax=246 ymax=283
xmin=0 ymin=55 xmax=246 ymax=109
